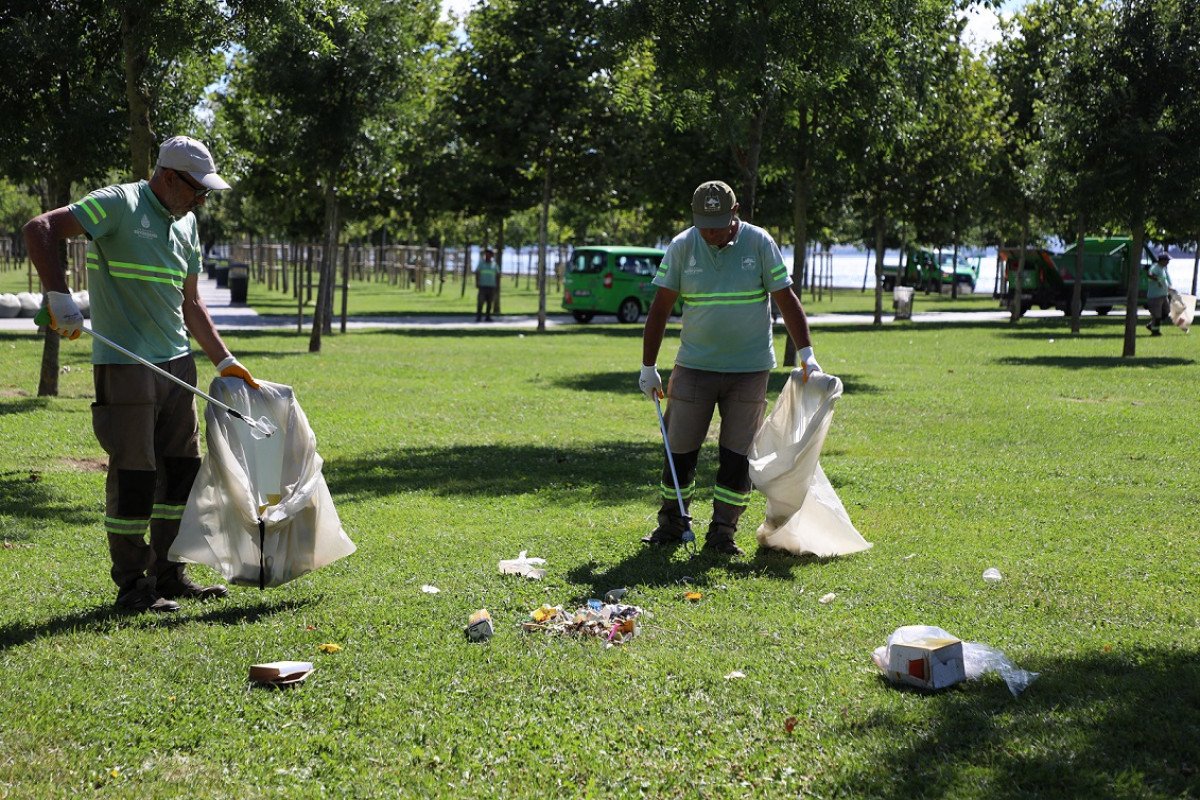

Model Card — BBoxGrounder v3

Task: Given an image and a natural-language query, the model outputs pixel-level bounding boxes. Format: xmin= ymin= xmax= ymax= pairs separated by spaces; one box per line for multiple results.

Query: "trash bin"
xmin=893 ymin=286 xmax=914 ymax=320
xmin=228 ymin=265 xmax=249 ymax=304
xmin=204 ymin=259 xmax=217 ymax=279
xmin=214 ymin=262 xmax=230 ymax=288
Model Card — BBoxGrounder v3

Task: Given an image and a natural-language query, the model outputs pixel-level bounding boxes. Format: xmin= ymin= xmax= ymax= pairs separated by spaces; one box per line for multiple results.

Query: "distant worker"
xmin=23 ymin=135 xmax=260 ymax=614
xmin=1146 ymin=251 xmax=1172 ymax=336
xmin=638 ymin=180 xmax=822 ymax=556
xmin=475 ymin=247 xmax=499 ymax=322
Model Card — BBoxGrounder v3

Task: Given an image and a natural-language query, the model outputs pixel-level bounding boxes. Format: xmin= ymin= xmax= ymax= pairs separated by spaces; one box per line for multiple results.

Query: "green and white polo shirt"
xmin=476 ymin=259 xmax=499 ymax=288
xmin=653 ymin=221 xmax=791 ymax=372
xmin=69 ymin=181 xmax=201 ymax=365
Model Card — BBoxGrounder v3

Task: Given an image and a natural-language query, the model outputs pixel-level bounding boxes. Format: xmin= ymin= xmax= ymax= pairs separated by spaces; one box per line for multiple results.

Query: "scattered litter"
xmin=522 ymin=601 xmax=644 ymax=646
xmin=498 ymin=550 xmax=546 ymax=580
xmin=420 ymin=584 xmax=440 ymax=594
xmin=1048 ymin=338 xmax=1055 ymax=343
xmin=982 ymin=567 xmax=1003 ymax=583
xmin=819 ymin=592 xmax=836 ymax=604
xmin=465 ymin=609 xmax=494 ymax=642
xmin=317 ymin=643 xmax=342 ymax=654
xmin=724 ymin=670 xmax=746 ymax=680
xmin=249 ymin=660 xmax=314 ymax=687
xmin=902 ymin=553 xmax=916 ymax=560
xmin=784 ymin=716 xmax=798 ymax=733
xmin=604 ymin=588 xmax=628 ymax=604
xmin=684 ymin=591 xmax=703 ymax=602
xmin=873 ymin=625 xmax=1039 ymax=696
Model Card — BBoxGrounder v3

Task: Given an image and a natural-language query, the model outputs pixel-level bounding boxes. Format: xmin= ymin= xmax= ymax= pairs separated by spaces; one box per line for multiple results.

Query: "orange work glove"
xmin=216 ymin=356 xmax=260 ymax=389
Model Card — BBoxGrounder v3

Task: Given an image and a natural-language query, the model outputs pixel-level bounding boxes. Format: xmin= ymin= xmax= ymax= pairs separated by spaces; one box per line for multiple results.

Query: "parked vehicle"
xmin=562 ymin=246 xmax=677 ymax=323
xmin=1000 ymin=236 xmax=1153 ymax=316
xmin=880 ymin=247 xmax=981 ymax=292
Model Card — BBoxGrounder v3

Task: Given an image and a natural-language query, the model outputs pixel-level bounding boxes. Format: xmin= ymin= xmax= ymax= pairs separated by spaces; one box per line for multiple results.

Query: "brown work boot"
xmin=152 ymin=527 xmax=229 ymax=600
xmin=703 ymin=523 xmax=745 ymax=556
xmin=115 ymin=576 xmax=180 ymax=613
xmin=157 ymin=571 xmax=230 ymax=601
xmin=641 ymin=503 xmax=690 ymax=546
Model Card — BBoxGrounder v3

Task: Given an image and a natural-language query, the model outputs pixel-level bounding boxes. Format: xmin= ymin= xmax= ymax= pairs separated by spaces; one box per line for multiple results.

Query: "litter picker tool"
xmin=652 ymin=392 xmax=697 ymax=556
xmin=36 ymin=308 xmax=276 ymax=439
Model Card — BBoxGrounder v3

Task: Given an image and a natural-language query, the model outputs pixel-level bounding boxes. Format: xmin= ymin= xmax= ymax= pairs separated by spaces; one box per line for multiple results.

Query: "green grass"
xmin=1 ymin=308 xmax=1198 ymax=798
xmin=242 ymin=270 xmax=1003 ymax=319
xmin=0 ymin=258 xmax=1003 ymax=318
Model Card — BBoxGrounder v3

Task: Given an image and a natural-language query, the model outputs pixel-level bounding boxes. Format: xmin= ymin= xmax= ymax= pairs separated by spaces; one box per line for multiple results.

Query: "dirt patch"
xmin=0 ymin=388 xmax=30 ymax=398
xmin=60 ymin=457 xmax=108 ymax=472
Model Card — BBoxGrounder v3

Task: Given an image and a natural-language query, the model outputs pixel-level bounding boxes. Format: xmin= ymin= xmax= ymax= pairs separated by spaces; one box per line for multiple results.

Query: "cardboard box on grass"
xmin=884 ymin=635 xmax=965 ymax=690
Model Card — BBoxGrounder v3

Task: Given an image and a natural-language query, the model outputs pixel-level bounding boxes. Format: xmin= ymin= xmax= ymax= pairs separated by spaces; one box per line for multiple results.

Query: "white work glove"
xmin=639 ymin=364 xmax=663 ymax=399
xmin=217 ymin=355 xmax=261 ymax=389
xmin=46 ymin=291 xmax=84 ymax=340
xmin=795 ymin=346 xmax=822 ymax=384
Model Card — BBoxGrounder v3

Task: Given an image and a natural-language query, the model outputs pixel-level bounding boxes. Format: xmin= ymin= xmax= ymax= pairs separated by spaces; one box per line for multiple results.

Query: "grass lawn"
xmin=0 ymin=258 xmax=1004 ymax=319
xmin=1 ymin=303 xmax=1198 ymax=797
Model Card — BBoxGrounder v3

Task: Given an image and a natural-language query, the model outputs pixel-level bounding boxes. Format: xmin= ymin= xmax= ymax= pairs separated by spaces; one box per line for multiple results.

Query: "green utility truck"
xmin=1001 ymin=237 xmax=1153 ymax=316
xmin=881 ymin=247 xmax=981 ymax=292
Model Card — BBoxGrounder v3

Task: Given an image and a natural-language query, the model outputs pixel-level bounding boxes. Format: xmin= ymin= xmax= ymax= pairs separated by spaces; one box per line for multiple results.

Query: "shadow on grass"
xmin=325 ymin=441 xmax=661 ymax=504
xmin=995 ymin=355 xmax=1193 ymax=369
xmin=838 ymin=648 xmax=1200 ymax=798
xmin=0 ymin=598 xmax=310 ymax=653
xmin=0 ymin=396 xmax=50 ymax=417
xmin=551 ymin=370 xmax=881 ymax=396
xmin=0 ymin=471 xmax=97 ymax=531
xmin=566 ymin=542 xmax=836 ymax=602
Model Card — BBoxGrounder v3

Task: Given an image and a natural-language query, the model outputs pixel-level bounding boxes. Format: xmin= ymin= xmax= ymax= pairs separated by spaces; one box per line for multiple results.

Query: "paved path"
xmin=0 ymin=276 xmax=1138 ymax=333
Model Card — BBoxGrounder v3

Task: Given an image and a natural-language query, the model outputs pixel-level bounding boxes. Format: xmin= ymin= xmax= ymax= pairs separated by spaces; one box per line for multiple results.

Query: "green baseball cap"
xmin=692 ymin=180 xmax=736 ymax=228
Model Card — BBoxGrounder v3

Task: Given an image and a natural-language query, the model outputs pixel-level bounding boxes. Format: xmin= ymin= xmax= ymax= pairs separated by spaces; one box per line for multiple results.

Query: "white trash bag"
xmin=1168 ymin=290 xmax=1195 ymax=333
xmin=170 ymin=378 xmax=356 ymax=588
xmin=748 ymin=371 xmax=871 ymax=557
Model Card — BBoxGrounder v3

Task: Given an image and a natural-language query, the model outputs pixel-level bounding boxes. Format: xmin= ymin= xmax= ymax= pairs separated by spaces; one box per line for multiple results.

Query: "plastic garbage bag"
xmin=872 ymin=625 xmax=1039 ymax=697
xmin=0 ymin=294 xmax=19 ymax=319
xmin=1168 ymin=290 xmax=1195 ymax=332
xmin=748 ymin=371 xmax=871 ymax=557
xmin=170 ymin=378 xmax=355 ymax=588
xmin=498 ymin=551 xmax=546 ymax=579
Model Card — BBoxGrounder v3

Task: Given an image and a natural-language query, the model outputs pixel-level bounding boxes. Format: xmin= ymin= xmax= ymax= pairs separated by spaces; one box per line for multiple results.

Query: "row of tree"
xmin=1 ymin=0 xmax=1198 ymax=376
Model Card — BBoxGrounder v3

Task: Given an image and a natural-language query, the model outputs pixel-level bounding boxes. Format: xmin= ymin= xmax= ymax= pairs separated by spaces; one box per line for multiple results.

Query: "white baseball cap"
xmin=156 ymin=136 xmax=231 ymax=191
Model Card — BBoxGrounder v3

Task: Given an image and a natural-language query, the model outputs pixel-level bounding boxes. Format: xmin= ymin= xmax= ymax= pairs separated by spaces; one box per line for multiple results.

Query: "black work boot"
xmin=703 ymin=499 xmax=746 ymax=556
xmin=116 ymin=575 xmax=180 ymax=613
xmin=641 ymin=502 xmax=690 ymax=546
xmin=151 ymin=527 xmax=230 ymax=601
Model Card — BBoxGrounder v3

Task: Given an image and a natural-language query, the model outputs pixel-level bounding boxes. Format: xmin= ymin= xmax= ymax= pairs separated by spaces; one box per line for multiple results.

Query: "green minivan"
xmin=562 ymin=245 xmax=672 ymax=323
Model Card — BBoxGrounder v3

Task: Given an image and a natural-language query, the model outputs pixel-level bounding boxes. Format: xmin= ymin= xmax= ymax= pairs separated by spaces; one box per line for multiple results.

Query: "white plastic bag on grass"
xmin=170 ymin=378 xmax=356 ymax=588
xmin=1169 ymin=290 xmax=1195 ymax=332
xmin=872 ymin=625 xmax=1039 ymax=697
xmin=748 ymin=371 xmax=871 ymax=557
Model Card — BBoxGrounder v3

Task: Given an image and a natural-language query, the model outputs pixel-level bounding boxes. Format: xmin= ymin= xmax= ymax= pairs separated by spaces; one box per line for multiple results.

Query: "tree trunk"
xmin=733 ymin=104 xmax=769 ymax=222
xmin=1191 ymin=237 xmax=1198 ymax=295
xmin=309 ymin=184 xmax=339 ymax=353
xmin=339 ymin=240 xmax=350 ymax=334
xmin=1010 ymin=215 xmax=1029 ymax=323
xmin=873 ymin=213 xmax=885 ymax=326
xmin=537 ymin=161 xmax=551 ymax=333
xmin=1070 ymin=218 xmax=1085 ymax=334
xmin=1122 ymin=222 xmax=1145 ymax=357
xmin=784 ymin=105 xmax=812 ymax=367
xmin=494 ymin=219 xmax=505 ymax=315
xmin=120 ymin=5 xmax=154 ymax=181
xmin=37 ymin=175 xmax=72 ymax=397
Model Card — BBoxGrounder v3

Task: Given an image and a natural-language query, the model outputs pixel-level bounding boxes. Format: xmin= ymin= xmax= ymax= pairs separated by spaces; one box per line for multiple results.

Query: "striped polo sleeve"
xmin=762 ymin=232 xmax=791 ymax=291
xmin=653 ymin=234 xmax=687 ymax=292
xmin=68 ymin=185 xmax=127 ymax=241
